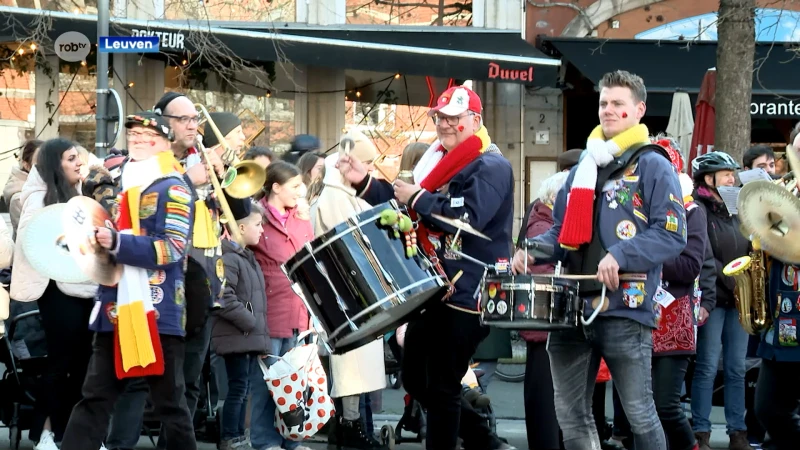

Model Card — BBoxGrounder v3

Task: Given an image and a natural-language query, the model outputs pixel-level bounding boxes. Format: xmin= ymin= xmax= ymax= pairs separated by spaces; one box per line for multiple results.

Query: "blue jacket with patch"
xmin=758 ymin=258 xmax=800 ymax=362
xmin=534 ymin=150 xmax=687 ymax=328
xmin=358 ymin=150 xmax=514 ymax=311
xmin=90 ymin=175 xmax=195 ymax=337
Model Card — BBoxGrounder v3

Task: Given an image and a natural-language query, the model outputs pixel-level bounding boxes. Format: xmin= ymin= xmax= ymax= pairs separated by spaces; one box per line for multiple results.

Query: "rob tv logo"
xmin=54 ymin=32 xmax=91 ymax=62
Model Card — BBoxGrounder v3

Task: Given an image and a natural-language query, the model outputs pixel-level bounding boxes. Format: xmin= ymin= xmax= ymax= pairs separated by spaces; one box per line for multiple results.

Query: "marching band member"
xmin=752 ymin=130 xmax=800 ymax=450
xmin=516 ymin=70 xmax=686 ymax=450
xmin=338 ymin=84 xmax=514 ymax=450
xmin=106 ymin=96 xmax=251 ymax=450
xmin=61 ymin=112 xmax=196 ymax=450
xmin=610 ymin=136 xmax=705 ymax=450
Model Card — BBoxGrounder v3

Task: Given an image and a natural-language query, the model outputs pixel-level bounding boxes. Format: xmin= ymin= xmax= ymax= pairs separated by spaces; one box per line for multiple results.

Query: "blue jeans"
xmin=547 ymin=317 xmax=667 ymax=450
xmin=691 ymin=306 xmax=749 ymax=434
xmin=221 ymin=353 xmax=258 ymax=441
xmin=249 ymin=335 xmax=300 ymax=450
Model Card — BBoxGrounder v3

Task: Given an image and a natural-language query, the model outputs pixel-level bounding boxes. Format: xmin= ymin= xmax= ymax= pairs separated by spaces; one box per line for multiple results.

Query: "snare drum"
xmin=480 ymin=275 xmax=581 ymax=330
xmin=284 ymin=201 xmax=448 ymax=354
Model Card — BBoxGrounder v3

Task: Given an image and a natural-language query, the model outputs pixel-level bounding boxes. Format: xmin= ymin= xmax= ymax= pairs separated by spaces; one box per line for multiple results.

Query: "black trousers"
xmin=401 ymin=302 xmax=491 ymax=450
xmin=524 ymin=340 xmax=563 ymax=450
xmin=611 ymin=355 xmax=695 ymax=450
xmin=754 ymin=358 xmax=800 ymax=450
xmin=60 ymin=333 xmax=197 ymax=450
xmin=34 ymin=282 xmax=93 ymax=442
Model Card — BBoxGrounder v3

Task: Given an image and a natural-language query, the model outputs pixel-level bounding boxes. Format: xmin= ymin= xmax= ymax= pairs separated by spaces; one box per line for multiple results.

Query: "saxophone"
xmin=723 ymin=241 xmax=771 ymax=335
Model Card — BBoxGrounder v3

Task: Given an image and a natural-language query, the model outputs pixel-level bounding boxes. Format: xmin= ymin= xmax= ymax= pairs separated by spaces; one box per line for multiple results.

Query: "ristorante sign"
xmin=487 ymin=62 xmax=535 ymax=83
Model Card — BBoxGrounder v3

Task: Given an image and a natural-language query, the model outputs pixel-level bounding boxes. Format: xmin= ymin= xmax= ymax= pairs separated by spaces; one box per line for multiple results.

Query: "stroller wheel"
xmin=380 ymin=425 xmax=396 ymax=449
xmin=9 ymin=425 xmax=19 ymax=449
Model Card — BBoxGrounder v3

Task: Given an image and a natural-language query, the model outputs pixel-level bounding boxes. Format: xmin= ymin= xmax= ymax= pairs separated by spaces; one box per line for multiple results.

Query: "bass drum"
xmin=284 ymin=201 xmax=448 ymax=354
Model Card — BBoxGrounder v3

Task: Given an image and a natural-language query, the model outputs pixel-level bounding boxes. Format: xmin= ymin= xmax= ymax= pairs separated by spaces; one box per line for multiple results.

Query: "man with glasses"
xmin=338 ymin=85 xmax=515 ymax=450
xmin=61 ymin=112 xmax=196 ymax=450
xmin=105 ymin=92 xmax=250 ymax=450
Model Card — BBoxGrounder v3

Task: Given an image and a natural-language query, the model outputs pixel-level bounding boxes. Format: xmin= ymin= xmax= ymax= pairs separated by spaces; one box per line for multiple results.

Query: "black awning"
xmin=0 ymin=7 xmax=559 ymax=86
xmin=541 ymin=37 xmax=800 ymax=96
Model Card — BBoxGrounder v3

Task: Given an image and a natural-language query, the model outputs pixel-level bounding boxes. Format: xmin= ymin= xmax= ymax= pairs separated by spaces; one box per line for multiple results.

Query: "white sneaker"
xmin=34 ymin=430 xmax=58 ymax=450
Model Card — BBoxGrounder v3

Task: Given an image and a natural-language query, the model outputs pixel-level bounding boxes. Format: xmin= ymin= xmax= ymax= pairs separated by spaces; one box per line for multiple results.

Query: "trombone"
xmin=194 ymin=103 xmax=266 ymax=247
xmin=195 ymin=103 xmax=266 ymax=199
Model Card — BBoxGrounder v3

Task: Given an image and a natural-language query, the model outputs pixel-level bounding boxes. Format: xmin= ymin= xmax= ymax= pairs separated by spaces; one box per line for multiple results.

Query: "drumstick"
xmin=451 ymin=270 xmax=464 ymax=284
xmin=555 ymin=273 xmax=647 ymax=281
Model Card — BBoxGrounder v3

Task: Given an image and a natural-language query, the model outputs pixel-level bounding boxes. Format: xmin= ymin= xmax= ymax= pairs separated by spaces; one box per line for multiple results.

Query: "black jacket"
xmin=210 ymin=239 xmax=270 ymax=356
xmin=694 ymin=186 xmax=751 ymax=309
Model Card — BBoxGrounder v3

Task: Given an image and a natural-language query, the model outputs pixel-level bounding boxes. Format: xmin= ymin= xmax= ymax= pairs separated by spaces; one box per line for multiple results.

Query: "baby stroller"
xmin=379 ymin=332 xmax=498 ymax=449
xmin=0 ymin=300 xmax=48 ymax=449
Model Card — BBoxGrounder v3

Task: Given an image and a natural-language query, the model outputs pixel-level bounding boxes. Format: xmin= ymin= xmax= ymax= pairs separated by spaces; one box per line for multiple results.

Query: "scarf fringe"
xmin=558 ymin=124 xmax=650 ymax=248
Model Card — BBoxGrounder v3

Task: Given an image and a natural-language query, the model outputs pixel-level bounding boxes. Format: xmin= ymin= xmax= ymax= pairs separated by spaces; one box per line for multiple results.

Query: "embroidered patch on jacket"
xmin=633 ymin=209 xmax=648 ymax=223
xmin=615 ymin=220 xmax=637 ymax=240
xmin=216 ymin=258 xmax=225 ymax=281
xmin=781 ymin=297 xmax=793 ymax=314
xmin=621 ymin=282 xmax=646 ymax=308
xmin=779 ymin=318 xmax=798 ymax=346
xmin=105 ymin=302 xmax=118 ymax=324
xmin=669 ymin=194 xmax=683 ymax=206
xmin=151 ymin=286 xmax=164 ymax=304
xmin=140 ymin=192 xmax=159 ymax=219
xmin=632 ymin=192 xmax=643 ymax=209
xmin=148 ymin=270 xmax=166 ymax=285
xmin=622 ymin=175 xmax=639 ymax=183
xmin=665 ymin=210 xmax=679 ymax=232
xmin=167 ymin=184 xmax=192 ymax=204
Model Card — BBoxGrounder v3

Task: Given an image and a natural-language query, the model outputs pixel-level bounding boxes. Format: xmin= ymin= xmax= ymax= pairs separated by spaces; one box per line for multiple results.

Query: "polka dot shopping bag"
xmin=257 ymin=330 xmax=334 ymax=440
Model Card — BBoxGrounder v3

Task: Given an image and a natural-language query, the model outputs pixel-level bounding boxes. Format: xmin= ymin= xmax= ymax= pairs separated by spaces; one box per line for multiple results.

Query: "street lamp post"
xmin=94 ymin=0 xmax=110 ymax=157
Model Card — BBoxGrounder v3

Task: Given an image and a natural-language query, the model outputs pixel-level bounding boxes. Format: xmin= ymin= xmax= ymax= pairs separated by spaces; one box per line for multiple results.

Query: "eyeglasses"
xmin=432 ymin=112 xmax=474 ymax=127
xmin=128 ymin=131 xmax=161 ymax=139
xmin=162 ymin=114 xmax=200 ymax=125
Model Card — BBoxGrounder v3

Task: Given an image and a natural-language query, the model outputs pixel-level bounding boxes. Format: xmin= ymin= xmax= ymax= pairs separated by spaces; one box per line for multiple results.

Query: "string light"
xmin=29 ymin=43 xmax=36 ymax=51
xmin=266 ymin=90 xmax=271 ymax=98
xmin=127 ymin=82 xmax=135 ymax=88
xmin=394 ymin=73 xmax=401 ymax=79
xmin=181 ymin=59 xmax=188 ymax=65
xmin=17 ymin=48 xmax=24 ymax=55
xmin=355 ymin=91 xmax=362 ymax=98
xmin=80 ymin=61 xmax=87 ymax=67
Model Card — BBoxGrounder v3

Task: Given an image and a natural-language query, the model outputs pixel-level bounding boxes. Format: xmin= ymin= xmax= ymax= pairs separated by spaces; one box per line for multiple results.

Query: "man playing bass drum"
xmin=338 ymin=84 xmax=514 ymax=450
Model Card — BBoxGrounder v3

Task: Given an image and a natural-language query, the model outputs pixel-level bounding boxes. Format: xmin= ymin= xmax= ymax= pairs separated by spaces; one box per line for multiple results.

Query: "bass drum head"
xmin=284 ymin=201 xmax=447 ymax=354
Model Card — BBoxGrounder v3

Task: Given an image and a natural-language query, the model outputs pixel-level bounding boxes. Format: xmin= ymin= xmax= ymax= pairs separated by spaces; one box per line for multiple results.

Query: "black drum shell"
xmin=284 ymin=202 xmax=447 ymax=354
xmin=480 ymin=275 xmax=581 ymax=330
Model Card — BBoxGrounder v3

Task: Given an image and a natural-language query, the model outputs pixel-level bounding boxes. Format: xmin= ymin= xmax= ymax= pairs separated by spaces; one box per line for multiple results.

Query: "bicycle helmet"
xmin=691 ymin=151 xmax=740 ymax=179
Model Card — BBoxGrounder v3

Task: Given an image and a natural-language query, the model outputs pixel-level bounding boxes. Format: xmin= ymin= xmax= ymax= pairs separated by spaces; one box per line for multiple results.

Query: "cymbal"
xmin=62 ymin=197 xmax=123 ymax=286
xmin=430 ymin=214 xmax=491 ymax=241
xmin=738 ymin=180 xmax=800 ymax=264
xmin=19 ymin=204 xmax=91 ymax=284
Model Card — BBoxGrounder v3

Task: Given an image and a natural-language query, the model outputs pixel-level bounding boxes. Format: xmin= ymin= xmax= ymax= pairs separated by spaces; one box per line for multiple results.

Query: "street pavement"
xmin=0 ymin=377 xmax=737 ymax=449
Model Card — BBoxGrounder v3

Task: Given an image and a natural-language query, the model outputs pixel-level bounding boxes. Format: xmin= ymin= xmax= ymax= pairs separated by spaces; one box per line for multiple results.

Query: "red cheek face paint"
xmin=622 ymin=112 xmax=628 ymax=118
xmin=457 ymin=125 xmax=464 ymax=132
